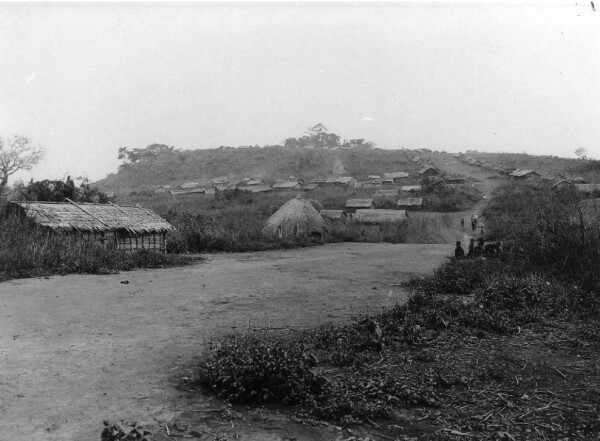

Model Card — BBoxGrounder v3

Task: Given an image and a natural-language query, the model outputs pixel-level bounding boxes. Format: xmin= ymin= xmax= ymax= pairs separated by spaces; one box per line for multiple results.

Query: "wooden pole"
xmin=65 ymin=198 xmax=112 ymax=229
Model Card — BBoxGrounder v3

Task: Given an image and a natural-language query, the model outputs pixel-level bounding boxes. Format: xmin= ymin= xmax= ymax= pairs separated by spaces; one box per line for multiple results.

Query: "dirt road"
xmin=0 ymin=242 xmax=450 ymax=440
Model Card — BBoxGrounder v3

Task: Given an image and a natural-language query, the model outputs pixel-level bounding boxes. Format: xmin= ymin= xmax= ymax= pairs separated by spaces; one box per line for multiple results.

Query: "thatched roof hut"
xmin=397 ymin=198 xmax=423 ymax=210
xmin=8 ymin=201 xmax=173 ymax=253
xmin=353 ymin=209 xmax=408 ymax=224
xmin=170 ymin=187 xmax=206 ymax=195
xmin=303 ymin=183 xmax=320 ymax=192
xmin=419 ymin=166 xmax=441 ymax=177
xmin=509 ymin=169 xmax=541 ymax=180
xmin=238 ymin=185 xmax=272 ymax=193
xmin=373 ymin=189 xmax=399 ymax=198
xmin=345 ymin=199 xmax=375 ymax=212
xmin=262 ymin=197 xmax=329 ymax=239
xmin=384 ymin=172 xmax=409 ymax=181
xmin=179 ymin=182 xmax=200 ymax=189
xmin=273 ymin=180 xmax=302 ymax=191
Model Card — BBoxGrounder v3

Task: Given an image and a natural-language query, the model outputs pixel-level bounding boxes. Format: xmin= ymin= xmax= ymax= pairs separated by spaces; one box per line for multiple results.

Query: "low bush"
xmin=484 ymin=182 xmax=600 ymax=291
xmin=0 ymin=218 xmax=195 ymax=282
xmin=423 ymin=185 xmax=482 ymax=212
xmin=196 ymin=334 xmax=327 ymax=404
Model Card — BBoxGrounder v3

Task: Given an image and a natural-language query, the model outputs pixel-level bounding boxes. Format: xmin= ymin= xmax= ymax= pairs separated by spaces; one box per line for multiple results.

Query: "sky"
xmin=0 ymin=1 xmax=598 ymax=184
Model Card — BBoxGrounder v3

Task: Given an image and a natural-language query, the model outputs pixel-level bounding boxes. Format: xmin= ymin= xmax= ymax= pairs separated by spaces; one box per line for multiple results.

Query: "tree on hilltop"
xmin=118 ymin=144 xmax=178 ymax=168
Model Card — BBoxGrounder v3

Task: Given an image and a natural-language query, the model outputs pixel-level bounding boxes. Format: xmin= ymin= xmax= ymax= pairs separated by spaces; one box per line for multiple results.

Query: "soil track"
xmin=0 ymin=242 xmax=449 ymax=440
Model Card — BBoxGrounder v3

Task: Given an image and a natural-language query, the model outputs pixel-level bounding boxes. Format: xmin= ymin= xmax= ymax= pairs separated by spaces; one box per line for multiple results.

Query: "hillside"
xmin=95 ymin=146 xmax=422 ymax=194
xmin=466 ymin=151 xmax=600 ymax=181
xmin=94 ymin=144 xmax=598 ymax=195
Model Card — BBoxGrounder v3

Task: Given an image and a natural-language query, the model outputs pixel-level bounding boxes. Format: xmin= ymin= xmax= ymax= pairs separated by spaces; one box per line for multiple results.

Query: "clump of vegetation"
xmin=101 ymin=420 xmax=152 ymax=441
xmin=484 ymin=182 xmax=600 ymax=291
xmin=196 ymin=334 xmax=327 ymax=404
xmin=420 ymin=177 xmax=482 ymax=212
xmin=0 ymin=218 xmax=195 ymax=282
xmin=11 ymin=175 xmax=112 ymax=203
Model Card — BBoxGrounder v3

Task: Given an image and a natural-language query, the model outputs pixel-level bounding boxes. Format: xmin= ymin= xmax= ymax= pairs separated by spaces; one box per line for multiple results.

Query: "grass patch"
xmin=0 ymin=218 xmax=197 ymax=282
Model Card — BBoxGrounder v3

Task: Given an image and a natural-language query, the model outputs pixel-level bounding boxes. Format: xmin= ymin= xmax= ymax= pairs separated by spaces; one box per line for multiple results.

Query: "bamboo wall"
xmin=68 ymin=230 xmax=167 ymax=253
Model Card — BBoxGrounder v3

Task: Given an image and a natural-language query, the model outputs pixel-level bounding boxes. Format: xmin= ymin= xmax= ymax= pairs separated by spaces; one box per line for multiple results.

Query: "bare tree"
xmin=0 ymin=136 xmax=44 ymax=191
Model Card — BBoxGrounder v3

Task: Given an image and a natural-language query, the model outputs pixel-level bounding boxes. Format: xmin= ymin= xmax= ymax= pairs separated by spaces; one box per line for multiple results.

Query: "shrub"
xmin=195 ymin=334 xmax=328 ymax=404
xmin=0 ymin=218 xmax=195 ymax=282
xmin=483 ymin=183 xmax=600 ymax=292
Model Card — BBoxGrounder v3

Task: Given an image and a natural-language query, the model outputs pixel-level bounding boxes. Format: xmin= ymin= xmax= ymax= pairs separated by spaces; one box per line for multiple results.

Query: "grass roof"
xmin=262 ymin=197 xmax=329 ymax=238
xmin=10 ymin=201 xmax=173 ymax=234
xmin=353 ymin=209 xmax=408 ymax=224
xmin=346 ymin=199 xmax=374 ymax=208
xmin=397 ymin=198 xmax=423 ymax=207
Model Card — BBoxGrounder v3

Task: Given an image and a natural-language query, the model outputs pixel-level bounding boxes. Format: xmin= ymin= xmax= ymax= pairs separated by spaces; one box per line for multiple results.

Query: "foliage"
xmin=0 ymin=217 xmax=195 ymax=282
xmin=423 ymin=185 xmax=482 ymax=212
xmin=0 ymin=135 xmax=44 ymax=190
xmin=101 ymin=420 xmax=151 ymax=441
xmin=196 ymin=334 xmax=327 ymax=404
xmin=483 ymin=182 xmax=600 ymax=291
xmin=420 ymin=176 xmax=446 ymax=194
xmin=11 ymin=176 xmax=111 ymax=203
xmin=118 ymin=143 xmax=178 ymax=168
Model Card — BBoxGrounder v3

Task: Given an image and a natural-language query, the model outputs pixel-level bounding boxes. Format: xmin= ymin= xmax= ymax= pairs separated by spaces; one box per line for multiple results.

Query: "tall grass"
xmin=404 ymin=212 xmax=457 ymax=243
xmin=484 ymin=182 xmax=600 ymax=291
xmin=0 ymin=217 xmax=195 ymax=282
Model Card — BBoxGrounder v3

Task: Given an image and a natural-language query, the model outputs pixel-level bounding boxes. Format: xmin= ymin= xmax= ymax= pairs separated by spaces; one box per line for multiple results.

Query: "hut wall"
xmin=115 ymin=231 xmax=167 ymax=253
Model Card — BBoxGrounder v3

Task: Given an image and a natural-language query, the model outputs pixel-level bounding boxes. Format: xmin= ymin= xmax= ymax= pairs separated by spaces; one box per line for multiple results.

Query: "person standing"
xmin=454 ymin=241 xmax=465 ymax=258
xmin=467 ymin=238 xmax=476 ymax=257
xmin=461 ymin=218 xmax=465 ymax=229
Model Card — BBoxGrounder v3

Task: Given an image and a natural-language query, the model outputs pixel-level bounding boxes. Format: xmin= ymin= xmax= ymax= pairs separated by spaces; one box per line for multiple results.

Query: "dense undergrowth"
xmin=483 ymin=182 xmax=600 ymax=291
xmin=0 ymin=218 xmax=196 ymax=282
xmin=193 ymin=182 xmax=600 ymax=439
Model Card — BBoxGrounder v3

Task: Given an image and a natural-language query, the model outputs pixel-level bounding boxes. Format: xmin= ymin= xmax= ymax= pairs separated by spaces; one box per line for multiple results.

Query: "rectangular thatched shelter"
xmin=397 ymin=198 xmax=423 ymax=210
xmin=374 ymin=189 xmax=400 ymax=198
xmin=345 ymin=199 xmax=375 ymax=212
xmin=353 ymin=209 xmax=408 ymax=224
xmin=8 ymin=201 xmax=174 ymax=253
xmin=384 ymin=172 xmax=409 ymax=182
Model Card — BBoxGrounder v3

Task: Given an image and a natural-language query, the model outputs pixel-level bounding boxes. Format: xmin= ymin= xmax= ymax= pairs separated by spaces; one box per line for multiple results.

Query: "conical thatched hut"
xmin=262 ymin=197 xmax=329 ymax=239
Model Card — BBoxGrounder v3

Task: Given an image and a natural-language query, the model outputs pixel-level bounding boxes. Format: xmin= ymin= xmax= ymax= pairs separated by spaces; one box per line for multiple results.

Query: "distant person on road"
xmin=483 ymin=195 xmax=487 ymax=203
xmin=454 ymin=241 xmax=465 ymax=258
xmin=461 ymin=218 xmax=465 ymax=229
xmin=467 ymin=238 xmax=476 ymax=257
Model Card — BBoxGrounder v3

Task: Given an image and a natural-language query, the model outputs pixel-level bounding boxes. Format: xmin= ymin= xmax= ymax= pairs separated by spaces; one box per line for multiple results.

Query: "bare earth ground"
xmin=0 ymin=242 xmax=450 ymax=441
